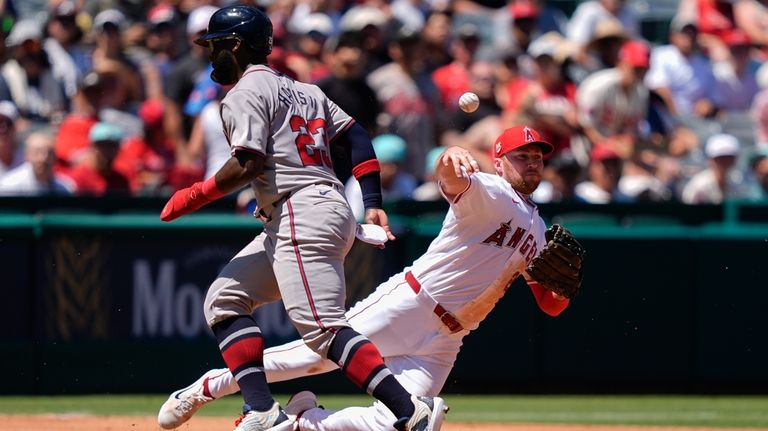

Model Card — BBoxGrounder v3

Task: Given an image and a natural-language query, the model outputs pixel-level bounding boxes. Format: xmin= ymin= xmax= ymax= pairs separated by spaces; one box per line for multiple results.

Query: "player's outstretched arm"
xmin=160 ymin=152 xmax=265 ymax=222
xmin=435 ymin=146 xmax=481 ymax=199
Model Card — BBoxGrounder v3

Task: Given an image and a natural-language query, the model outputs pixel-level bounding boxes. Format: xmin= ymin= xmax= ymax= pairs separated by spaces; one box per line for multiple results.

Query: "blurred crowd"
xmin=0 ymin=0 xmax=768 ymax=208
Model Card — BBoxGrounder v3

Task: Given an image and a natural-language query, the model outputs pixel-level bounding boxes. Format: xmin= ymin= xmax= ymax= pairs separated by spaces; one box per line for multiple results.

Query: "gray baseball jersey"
xmin=206 ymin=64 xmax=359 ymax=355
xmin=220 ymin=64 xmax=352 ymax=219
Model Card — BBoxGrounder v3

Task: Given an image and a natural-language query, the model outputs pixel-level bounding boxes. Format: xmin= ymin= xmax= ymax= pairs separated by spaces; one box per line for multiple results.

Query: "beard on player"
xmin=211 ymin=49 xmax=242 ymax=85
xmin=513 ymin=171 xmax=541 ymax=195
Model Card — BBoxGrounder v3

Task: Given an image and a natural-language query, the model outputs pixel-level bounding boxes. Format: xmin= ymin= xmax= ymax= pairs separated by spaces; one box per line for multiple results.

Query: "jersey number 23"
xmin=290 ymin=115 xmax=333 ymax=168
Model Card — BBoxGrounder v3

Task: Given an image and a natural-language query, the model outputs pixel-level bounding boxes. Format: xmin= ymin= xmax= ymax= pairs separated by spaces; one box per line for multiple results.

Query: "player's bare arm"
xmin=212 ymin=152 xmax=265 ymax=193
xmin=435 ymin=146 xmax=481 ymax=198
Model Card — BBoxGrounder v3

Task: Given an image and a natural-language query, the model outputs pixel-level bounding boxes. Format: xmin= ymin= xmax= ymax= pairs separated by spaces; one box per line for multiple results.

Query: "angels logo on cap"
xmin=523 ymin=126 xmax=535 ymax=142
xmin=494 ymin=125 xmax=554 ymax=156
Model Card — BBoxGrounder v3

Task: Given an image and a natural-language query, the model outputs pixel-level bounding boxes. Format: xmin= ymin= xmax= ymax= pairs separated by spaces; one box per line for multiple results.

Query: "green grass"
xmin=0 ymin=395 xmax=767 ymax=428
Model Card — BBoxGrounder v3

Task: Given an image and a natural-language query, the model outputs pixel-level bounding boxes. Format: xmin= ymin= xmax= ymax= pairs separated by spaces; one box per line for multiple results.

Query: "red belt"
xmin=405 ymin=271 xmax=464 ymax=334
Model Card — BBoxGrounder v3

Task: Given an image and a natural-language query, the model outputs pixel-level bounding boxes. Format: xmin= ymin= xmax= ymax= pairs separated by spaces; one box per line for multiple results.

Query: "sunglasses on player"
xmin=205 ymin=36 xmax=241 ymax=51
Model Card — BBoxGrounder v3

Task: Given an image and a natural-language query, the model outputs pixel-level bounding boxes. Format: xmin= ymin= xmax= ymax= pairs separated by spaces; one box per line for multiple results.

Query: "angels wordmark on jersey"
xmin=407 ymin=172 xmax=547 ymax=330
xmin=481 ymin=218 xmax=540 ymax=264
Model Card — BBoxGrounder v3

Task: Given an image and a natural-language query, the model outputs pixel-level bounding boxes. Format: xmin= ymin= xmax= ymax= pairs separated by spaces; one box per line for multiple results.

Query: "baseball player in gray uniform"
xmin=159 ymin=6 xmax=445 ymax=431
xmin=159 ymin=126 xmax=584 ymax=430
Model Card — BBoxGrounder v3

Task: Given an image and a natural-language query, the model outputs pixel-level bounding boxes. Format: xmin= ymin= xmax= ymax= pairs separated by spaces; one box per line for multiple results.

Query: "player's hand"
xmin=441 ymin=146 xmax=480 ymax=178
xmin=161 ymin=182 xmax=209 ymax=222
xmin=364 ymin=208 xmax=396 ymax=245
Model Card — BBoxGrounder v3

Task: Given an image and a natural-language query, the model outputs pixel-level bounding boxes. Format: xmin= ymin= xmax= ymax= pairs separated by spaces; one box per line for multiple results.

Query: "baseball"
xmin=459 ymin=92 xmax=480 ymax=113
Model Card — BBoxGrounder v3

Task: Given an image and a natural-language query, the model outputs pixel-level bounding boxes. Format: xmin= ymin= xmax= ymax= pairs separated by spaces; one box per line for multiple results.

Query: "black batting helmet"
xmin=195 ymin=5 xmax=273 ymax=56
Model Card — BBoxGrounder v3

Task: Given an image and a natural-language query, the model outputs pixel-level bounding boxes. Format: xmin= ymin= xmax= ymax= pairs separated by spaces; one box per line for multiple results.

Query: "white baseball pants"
xmin=203 ymin=271 xmax=468 ymax=430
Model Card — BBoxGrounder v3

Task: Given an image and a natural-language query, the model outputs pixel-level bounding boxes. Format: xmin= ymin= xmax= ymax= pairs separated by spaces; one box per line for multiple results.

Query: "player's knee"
xmin=301 ymin=331 xmax=331 ymax=356
xmin=203 ymin=280 xmax=253 ymax=328
xmin=299 ymin=327 xmax=342 ymax=358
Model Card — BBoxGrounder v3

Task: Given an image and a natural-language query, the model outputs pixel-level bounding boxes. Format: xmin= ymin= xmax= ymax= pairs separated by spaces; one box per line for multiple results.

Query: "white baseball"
xmin=459 ymin=92 xmax=480 ymax=113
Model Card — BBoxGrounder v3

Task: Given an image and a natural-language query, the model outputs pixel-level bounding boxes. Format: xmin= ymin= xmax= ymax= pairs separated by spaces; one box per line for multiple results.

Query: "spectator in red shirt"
xmin=499 ymin=51 xmax=533 ymax=118
xmin=513 ymin=32 xmax=579 ymax=154
xmin=67 ymin=122 xmax=131 ymax=195
xmin=432 ymin=23 xmax=481 ymax=112
xmin=442 ymin=61 xmax=502 ymax=142
xmin=113 ymin=99 xmax=177 ymax=195
xmin=54 ymin=71 xmax=102 ymax=169
xmin=694 ymin=0 xmax=736 ymax=39
xmin=678 ymin=0 xmax=739 ymax=61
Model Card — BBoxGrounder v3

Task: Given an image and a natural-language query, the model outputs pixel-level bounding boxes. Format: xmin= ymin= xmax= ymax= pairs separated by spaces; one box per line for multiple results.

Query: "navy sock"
xmin=327 ymin=327 xmax=415 ymax=419
xmin=212 ymin=315 xmax=274 ymax=411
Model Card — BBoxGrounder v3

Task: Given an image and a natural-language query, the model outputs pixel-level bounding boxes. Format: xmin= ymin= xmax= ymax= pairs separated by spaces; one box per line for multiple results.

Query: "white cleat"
xmin=284 ymin=390 xmax=318 ymax=419
xmin=233 ymin=402 xmax=293 ymax=431
xmin=393 ymin=396 xmax=448 ymax=431
xmin=157 ymin=369 xmax=221 ymax=429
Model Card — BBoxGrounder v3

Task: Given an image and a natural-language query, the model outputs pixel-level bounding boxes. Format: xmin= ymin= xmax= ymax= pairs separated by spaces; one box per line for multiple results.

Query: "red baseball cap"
xmin=147 ymin=4 xmax=176 ymax=27
xmin=139 ymin=99 xmax=164 ymax=126
xmin=590 ymin=143 xmax=621 ymax=162
xmin=509 ymin=1 xmax=539 ymax=19
xmin=494 ymin=125 xmax=554 ymax=157
xmin=619 ymin=40 xmax=651 ymax=68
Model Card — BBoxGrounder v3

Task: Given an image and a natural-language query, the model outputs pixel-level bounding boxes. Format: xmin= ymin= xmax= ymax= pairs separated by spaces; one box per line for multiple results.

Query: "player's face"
xmin=206 ymin=37 xmax=243 ymax=85
xmin=206 ymin=37 xmax=239 ymax=62
xmin=496 ymin=144 xmax=544 ymax=195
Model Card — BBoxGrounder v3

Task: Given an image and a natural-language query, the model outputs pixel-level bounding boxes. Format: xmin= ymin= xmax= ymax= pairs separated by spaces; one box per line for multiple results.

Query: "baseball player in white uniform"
xmin=575 ymin=39 xmax=651 ymax=159
xmin=159 ymin=6 xmax=444 ymax=431
xmin=159 ymin=125 xmax=574 ymax=431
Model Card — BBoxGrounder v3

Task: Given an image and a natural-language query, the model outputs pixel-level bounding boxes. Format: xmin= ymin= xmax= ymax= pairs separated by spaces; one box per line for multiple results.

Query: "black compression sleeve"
xmin=334 ymin=122 xmax=383 ymax=209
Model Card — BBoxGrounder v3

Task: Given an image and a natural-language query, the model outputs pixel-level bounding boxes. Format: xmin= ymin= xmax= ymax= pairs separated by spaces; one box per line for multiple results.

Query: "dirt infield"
xmin=1 ymin=415 xmax=766 ymax=431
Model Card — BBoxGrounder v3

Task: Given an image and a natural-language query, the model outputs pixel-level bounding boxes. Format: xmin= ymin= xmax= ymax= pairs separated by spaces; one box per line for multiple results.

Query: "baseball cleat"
xmin=233 ymin=402 xmax=293 ymax=431
xmin=158 ymin=369 xmax=222 ymax=429
xmin=284 ymin=390 xmax=318 ymax=418
xmin=393 ymin=396 xmax=448 ymax=431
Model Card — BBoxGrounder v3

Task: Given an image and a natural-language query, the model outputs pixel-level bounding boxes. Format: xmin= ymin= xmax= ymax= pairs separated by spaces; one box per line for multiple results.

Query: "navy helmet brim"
xmin=194 ymin=31 xmax=237 ymax=46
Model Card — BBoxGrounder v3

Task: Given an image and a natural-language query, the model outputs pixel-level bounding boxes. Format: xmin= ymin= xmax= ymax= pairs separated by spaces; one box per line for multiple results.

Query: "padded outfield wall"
xmin=0 ymin=201 xmax=766 ymax=395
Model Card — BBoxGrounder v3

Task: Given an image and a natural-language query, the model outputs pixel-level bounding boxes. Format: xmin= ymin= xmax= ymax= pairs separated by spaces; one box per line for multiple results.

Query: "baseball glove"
xmin=526 ymin=224 xmax=585 ymax=299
